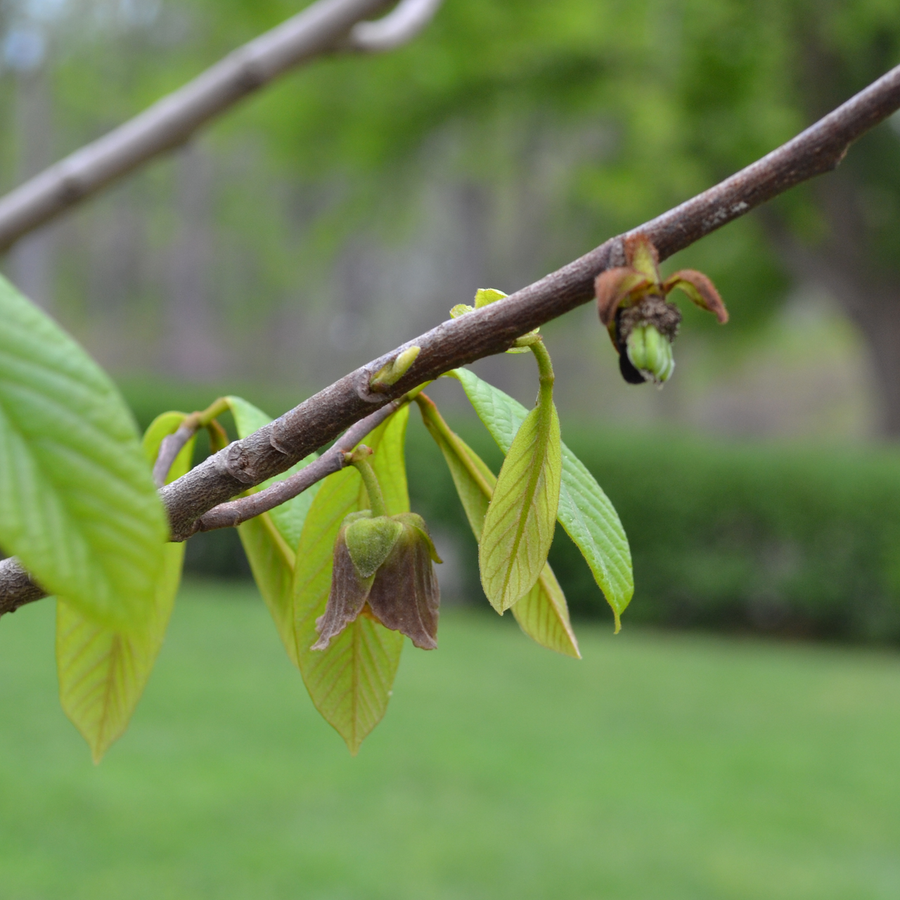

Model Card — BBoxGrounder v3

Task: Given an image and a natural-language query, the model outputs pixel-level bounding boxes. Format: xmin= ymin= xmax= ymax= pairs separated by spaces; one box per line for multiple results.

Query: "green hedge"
xmin=121 ymin=381 xmax=900 ymax=643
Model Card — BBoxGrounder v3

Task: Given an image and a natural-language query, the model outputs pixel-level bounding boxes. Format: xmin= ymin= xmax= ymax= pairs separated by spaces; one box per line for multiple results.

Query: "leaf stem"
xmin=529 ymin=339 xmax=555 ymax=408
xmin=415 ymin=394 xmax=495 ymax=500
xmin=349 ymin=449 xmax=389 ymax=517
xmin=197 ymin=397 xmax=231 ymax=427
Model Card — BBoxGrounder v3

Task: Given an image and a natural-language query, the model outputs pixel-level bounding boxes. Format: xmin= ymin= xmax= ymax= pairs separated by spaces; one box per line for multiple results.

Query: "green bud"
xmin=626 ymin=325 xmax=648 ymax=372
xmin=473 ymin=288 xmax=508 ymax=308
xmin=313 ymin=511 xmax=442 ymax=651
xmin=369 ymin=346 xmax=421 ymax=392
xmin=344 ymin=514 xmax=404 ymax=578
xmin=626 ymin=324 xmax=675 ymax=386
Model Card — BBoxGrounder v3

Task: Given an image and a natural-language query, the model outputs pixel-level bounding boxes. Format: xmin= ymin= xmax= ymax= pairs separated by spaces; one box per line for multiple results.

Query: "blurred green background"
xmin=4 ymin=583 xmax=900 ymax=899
xmin=1 ymin=0 xmax=900 ymax=895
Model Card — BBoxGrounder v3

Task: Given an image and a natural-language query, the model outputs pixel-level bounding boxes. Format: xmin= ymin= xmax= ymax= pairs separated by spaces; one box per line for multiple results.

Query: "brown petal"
xmin=366 ymin=531 xmax=440 ymax=651
xmin=663 ymin=270 xmax=729 ymax=323
xmin=595 ymin=267 xmax=651 ymax=328
xmin=312 ymin=537 xmax=374 ymax=650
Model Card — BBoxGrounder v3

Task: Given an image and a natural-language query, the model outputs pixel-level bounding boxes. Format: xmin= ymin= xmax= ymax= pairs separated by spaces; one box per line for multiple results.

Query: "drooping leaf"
xmin=418 ymin=396 xmax=579 ymax=657
xmin=449 ymin=368 xmax=633 ymax=629
xmin=239 ymin=511 xmax=298 ymax=665
xmin=292 ymin=407 xmax=409 ymax=753
xmin=478 ymin=391 xmax=561 ymax=612
xmin=226 ymin=395 xmax=321 ymax=664
xmin=365 ymin=404 xmax=410 ymax=515
xmin=57 ymin=412 xmax=194 ymax=762
xmin=293 ymin=467 xmax=404 ymax=753
xmin=512 ymin=565 xmax=580 ymax=658
xmin=0 ymin=275 xmax=168 ymax=630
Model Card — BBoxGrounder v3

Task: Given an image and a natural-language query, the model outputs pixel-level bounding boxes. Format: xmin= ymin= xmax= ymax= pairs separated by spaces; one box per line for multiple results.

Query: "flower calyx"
xmin=313 ymin=510 xmax=442 ymax=652
xmin=594 ymin=233 xmax=728 ymax=386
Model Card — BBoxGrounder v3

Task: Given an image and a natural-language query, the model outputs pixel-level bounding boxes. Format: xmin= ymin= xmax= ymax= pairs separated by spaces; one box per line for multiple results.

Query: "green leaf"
xmin=293 ymin=467 xmax=404 ymax=754
xmin=478 ymin=396 xmax=562 ymax=612
xmin=365 ymin=404 xmax=410 ymax=516
xmin=512 ymin=565 xmax=580 ymax=659
xmin=226 ymin=396 xmax=321 ymax=664
xmin=292 ymin=406 xmax=409 ymax=753
xmin=57 ymin=412 xmax=194 ymax=762
xmin=474 ymin=288 xmax=508 ymax=308
xmin=418 ymin=398 xmax=579 ymax=657
xmin=239 ymin=512 xmax=298 ymax=666
xmin=227 ymin=395 xmax=319 ymax=549
xmin=0 ymin=275 xmax=168 ymax=630
xmin=449 ymin=368 xmax=633 ymax=629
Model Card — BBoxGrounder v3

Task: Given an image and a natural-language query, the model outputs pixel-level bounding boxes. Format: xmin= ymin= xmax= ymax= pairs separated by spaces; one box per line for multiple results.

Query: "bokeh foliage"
xmin=2 ymin=0 xmax=897 ymax=374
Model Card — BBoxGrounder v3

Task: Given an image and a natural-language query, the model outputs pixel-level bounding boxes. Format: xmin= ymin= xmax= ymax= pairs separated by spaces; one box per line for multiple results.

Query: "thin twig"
xmin=2 ymin=64 xmax=899 ymax=613
xmin=193 ymin=396 xmax=405 ymax=532
xmin=342 ymin=0 xmax=444 ymax=52
xmin=151 ymin=397 xmax=231 ymax=486
xmin=0 ymin=0 xmax=408 ymax=251
xmin=153 ymin=422 xmax=200 ymax=488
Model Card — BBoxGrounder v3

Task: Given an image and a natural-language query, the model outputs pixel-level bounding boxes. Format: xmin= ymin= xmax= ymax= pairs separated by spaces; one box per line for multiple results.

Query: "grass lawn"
xmin=2 ymin=580 xmax=900 ymax=899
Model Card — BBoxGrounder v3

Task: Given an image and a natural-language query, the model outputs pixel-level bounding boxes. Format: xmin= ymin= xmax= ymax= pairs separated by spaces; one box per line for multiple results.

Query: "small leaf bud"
xmin=369 ymin=346 xmax=421 ymax=392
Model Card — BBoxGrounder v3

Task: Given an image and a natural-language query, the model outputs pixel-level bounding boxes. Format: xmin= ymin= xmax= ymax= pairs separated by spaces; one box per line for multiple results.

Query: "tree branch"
xmin=192 ymin=394 xmax=407 ymax=532
xmin=342 ymin=0 xmax=444 ymax=52
xmin=1 ymin=63 xmax=899 ymax=615
xmin=0 ymin=0 xmax=440 ymax=252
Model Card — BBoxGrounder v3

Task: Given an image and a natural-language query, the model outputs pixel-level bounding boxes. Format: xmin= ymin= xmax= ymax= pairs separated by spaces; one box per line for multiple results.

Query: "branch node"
xmin=223 ymin=441 xmax=259 ymax=485
xmin=268 ymin=420 xmax=297 ymax=458
xmin=356 ymin=367 xmax=389 ymax=403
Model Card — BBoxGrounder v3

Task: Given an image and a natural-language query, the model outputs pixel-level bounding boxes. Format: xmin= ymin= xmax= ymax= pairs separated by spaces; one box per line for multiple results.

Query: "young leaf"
xmin=293 ymin=467 xmax=404 ymax=753
xmin=292 ymin=407 xmax=409 ymax=753
xmin=478 ymin=393 xmax=562 ymax=612
xmin=0 ymin=275 xmax=167 ymax=630
xmin=225 ymin=395 xmax=321 ymax=664
xmin=57 ymin=412 xmax=194 ymax=762
xmin=418 ymin=398 xmax=579 ymax=657
xmin=365 ymin=404 xmax=410 ymax=515
xmin=448 ymin=368 xmax=633 ymax=629
xmin=514 ymin=565 xmax=580 ymax=658
xmin=239 ymin=512 xmax=298 ymax=666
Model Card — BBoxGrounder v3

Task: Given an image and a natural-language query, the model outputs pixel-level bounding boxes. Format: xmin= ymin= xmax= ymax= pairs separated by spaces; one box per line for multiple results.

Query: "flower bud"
xmin=625 ymin=323 xmax=675 ymax=386
xmin=313 ymin=511 xmax=442 ymax=651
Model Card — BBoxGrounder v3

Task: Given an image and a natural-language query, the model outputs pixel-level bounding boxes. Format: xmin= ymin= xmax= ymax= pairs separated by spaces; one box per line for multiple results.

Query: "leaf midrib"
xmin=497 ymin=406 xmax=550 ymax=601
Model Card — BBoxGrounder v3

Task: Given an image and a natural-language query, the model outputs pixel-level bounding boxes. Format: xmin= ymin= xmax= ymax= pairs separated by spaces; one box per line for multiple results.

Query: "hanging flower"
xmin=595 ymin=233 xmax=728 ymax=385
xmin=313 ymin=510 xmax=442 ymax=651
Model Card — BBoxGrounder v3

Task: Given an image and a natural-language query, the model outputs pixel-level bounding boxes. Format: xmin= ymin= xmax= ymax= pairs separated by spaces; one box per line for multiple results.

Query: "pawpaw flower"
xmin=595 ymin=233 xmax=728 ymax=386
xmin=313 ymin=510 xmax=442 ymax=651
